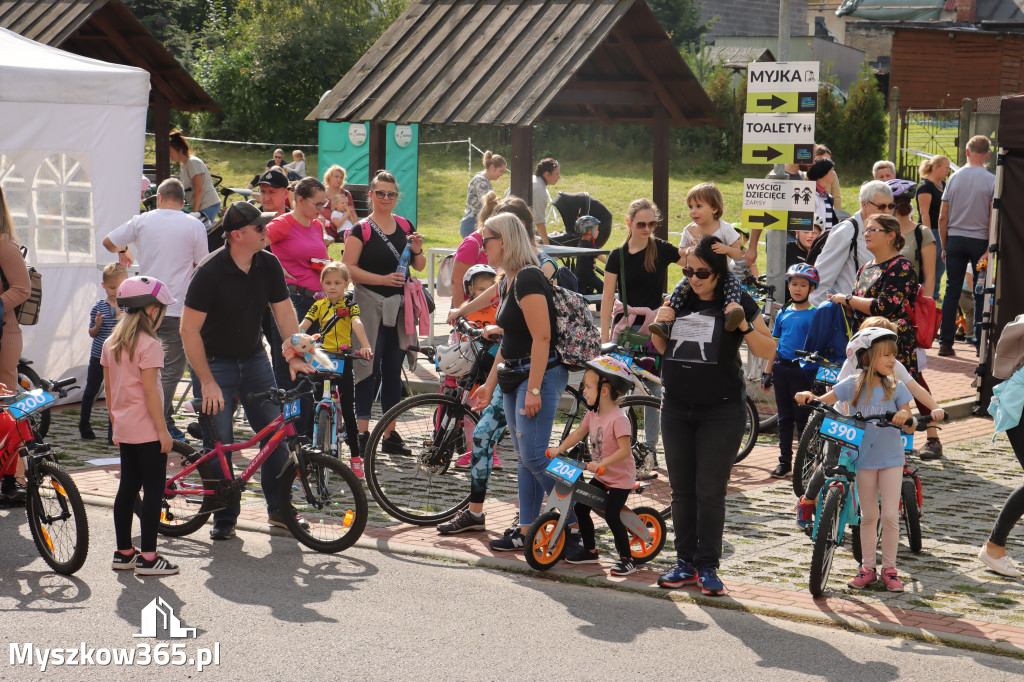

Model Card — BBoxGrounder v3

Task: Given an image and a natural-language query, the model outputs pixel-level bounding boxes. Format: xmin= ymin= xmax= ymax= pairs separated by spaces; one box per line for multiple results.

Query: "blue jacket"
xmin=802 ymin=301 xmax=850 ymax=366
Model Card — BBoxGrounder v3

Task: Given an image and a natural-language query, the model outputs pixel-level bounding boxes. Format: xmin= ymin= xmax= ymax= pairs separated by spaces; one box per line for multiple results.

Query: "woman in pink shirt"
xmin=449 ymin=191 xmax=498 ymax=307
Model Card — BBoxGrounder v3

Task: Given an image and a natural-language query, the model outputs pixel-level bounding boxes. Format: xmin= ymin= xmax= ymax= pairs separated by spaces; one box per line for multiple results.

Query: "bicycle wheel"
xmin=793 ymin=411 xmax=825 ymax=497
xmin=746 ymin=379 xmax=779 ymax=432
xmin=809 ymin=486 xmax=844 ymax=598
xmin=365 ymin=393 xmax=479 ymax=525
xmin=278 ymin=451 xmax=367 ymax=553
xmin=629 ymin=507 xmax=667 ymax=564
xmin=525 ymin=510 xmax=566 ymax=571
xmin=621 ymin=396 xmax=671 ymax=518
xmin=734 ymin=396 xmax=760 ymax=464
xmin=901 ymin=478 xmax=922 ymax=553
xmin=25 ymin=461 xmax=89 ymax=575
xmin=317 ymin=408 xmax=335 ymax=457
xmin=152 ymin=441 xmax=213 ymax=537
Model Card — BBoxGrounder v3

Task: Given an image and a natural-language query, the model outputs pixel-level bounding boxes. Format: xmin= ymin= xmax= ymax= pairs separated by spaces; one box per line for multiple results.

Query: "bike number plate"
xmin=815 ymin=366 xmax=840 ymax=383
xmin=4 ymin=390 xmax=55 ymax=420
xmin=610 ymin=353 xmax=634 ymax=368
xmin=901 ymin=433 xmax=913 ymax=452
xmin=545 ymin=458 xmax=583 ymax=486
xmin=820 ymin=417 xmax=864 ymax=446
xmin=283 ymin=399 xmax=301 ymax=419
xmin=311 ymin=356 xmax=343 ymax=373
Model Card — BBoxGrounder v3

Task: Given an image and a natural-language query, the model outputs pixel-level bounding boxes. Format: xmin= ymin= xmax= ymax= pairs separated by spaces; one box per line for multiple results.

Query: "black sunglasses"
xmin=633 ymin=221 xmax=656 ymax=230
xmin=867 ymin=201 xmax=896 ymax=211
xmin=682 ymin=267 xmax=714 ymax=280
xmin=481 ymin=233 xmax=501 ymax=246
xmin=373 ymin=190 xmax=399 ymax=200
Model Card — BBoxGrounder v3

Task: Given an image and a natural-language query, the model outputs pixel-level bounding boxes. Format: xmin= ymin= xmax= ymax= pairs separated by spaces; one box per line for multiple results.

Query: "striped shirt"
xmin=89 ymin=300 xmax=119 ymax=359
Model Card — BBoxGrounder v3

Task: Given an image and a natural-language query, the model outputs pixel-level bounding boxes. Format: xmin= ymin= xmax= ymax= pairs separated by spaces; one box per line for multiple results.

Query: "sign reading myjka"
xmin=741 ymin=178 xmax=817 ymax=231
xmin=742 ymin=61 xmax=820 ymax=164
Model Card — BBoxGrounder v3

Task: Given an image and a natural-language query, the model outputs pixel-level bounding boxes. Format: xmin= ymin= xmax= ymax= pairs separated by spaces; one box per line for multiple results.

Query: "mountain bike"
xmin=309 ymin=350 xmax=370 ymax=460
xmin=1 ymin=378 xmax=89 ymax=574
xmin=150 ymin=375 xmax=367 ymax=553
xmin=791 ymin=351 xmax=843 ymax=497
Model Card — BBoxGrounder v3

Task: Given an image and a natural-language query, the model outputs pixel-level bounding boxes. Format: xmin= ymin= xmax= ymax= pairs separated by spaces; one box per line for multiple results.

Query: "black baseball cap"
xmin=217 ymin=201 xmax=276 ymax=234
xmin=256 ymin=168 xmax=289 ymax=189
xmin=806 ymin=158 xmax=835 ymax=182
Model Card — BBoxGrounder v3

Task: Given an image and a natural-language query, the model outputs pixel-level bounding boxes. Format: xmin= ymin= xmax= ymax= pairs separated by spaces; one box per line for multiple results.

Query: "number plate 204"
xmin=283 ymin=399 xmax=301 ymax=419
xmin=820 ymin=416 xmax=864 ymax=447
xmin=816 ymin=366 xmax=840 ymax=383
xmin=545 ymin=457 xmax=583 ymax=486
xmin=5 ymin=390 xmax=55 ymax=420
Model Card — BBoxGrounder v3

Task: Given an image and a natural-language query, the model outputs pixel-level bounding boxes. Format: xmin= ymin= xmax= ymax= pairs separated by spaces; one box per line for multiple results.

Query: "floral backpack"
xmin=514 ymin=266 xmax=599 ymax=369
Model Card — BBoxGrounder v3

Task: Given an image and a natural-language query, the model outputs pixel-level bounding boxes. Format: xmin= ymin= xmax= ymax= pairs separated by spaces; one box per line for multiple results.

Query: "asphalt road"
xmin=2 ymin=508 xmax=1023 ymax=681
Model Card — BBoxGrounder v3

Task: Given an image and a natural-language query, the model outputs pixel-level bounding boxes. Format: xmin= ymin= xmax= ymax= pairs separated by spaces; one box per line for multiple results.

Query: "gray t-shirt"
xmin=182 ymin=156 xmax=220 ymax=212
xmin=941 ymin=165 xmax=995 ymax=240
xmin=532 ymin=175 xmax=549 ymax=226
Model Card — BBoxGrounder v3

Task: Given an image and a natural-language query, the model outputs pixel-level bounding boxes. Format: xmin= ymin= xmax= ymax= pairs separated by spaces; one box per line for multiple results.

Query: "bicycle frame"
xmin=810 ymin=446 xmax=861 ymax=543
xmin=311 ymin=355 xmax=351 ymax=456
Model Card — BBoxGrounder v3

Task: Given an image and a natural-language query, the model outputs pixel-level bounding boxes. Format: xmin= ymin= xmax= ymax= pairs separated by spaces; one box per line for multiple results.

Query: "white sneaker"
xmin=978 ymin=546 xmax=1023 ymax=577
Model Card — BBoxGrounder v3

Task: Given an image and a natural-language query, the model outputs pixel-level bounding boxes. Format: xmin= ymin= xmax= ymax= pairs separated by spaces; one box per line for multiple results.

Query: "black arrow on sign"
xmin=751 ymin=146 xmax=783 ymax=161
xmin=756 ymin=94 xmax=787 ymax=110
xmin=748 ymin=213 xmax=779 ymax=227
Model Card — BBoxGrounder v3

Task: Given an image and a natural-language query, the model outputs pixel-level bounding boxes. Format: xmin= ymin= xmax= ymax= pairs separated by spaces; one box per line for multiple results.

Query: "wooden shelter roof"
xmin=0 ymin=0 xmax=218 ymax=112
xmin=308 ymin=0 xmax=718 ymax=127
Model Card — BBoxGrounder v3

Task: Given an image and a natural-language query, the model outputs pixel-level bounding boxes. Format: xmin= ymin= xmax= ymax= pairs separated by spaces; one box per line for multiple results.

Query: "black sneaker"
xmin=917 ymin=438 xmax=943 ymax=461
xmin=112 ymin=549 xmax=139 ymax=570
xmin=268 ymin=510 xmax=310 ymax=531
xmin=770 ymin=463 xmax=792 ymax=478
xmin=503 ymin=513 xmax=520 ymax=537
xmin=489 ymin=531 xmax=524 ymax=552
xmin=209 ymin=522 xmax=236 ymax=540
xmin=724 ymin=307 xmax=746 ymax=332
xmin=135 ymin=554 xmax=180 ymax=576
xmin=357 ymin=431 xmax=369 ymax=456
xmin=80 ymin=429 xmax=97 ymax=440
xmin=0 ymin=476 xmax=26 ymax=507
xmin=381 ymin=432 xmax=412 ymax=455
xmin=565 ymin=548 xmax=600 ymax=564
xmin=437 ymin=508 xmax=486 ymax=535
xmin=649 ymin=321 xmax=671 ymax=340
xmin=610 ymin=557 xmax=637 ymax=577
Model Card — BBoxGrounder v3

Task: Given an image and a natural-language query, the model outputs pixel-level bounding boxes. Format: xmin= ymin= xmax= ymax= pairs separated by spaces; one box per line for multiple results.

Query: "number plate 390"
xmin=820 ymin=416 xmax=864 ymax=446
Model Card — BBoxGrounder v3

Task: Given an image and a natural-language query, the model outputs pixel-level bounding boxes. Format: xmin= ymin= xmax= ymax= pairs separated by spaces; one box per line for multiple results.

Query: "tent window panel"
xmin=30 ymin=153 xmax=94 ymax=264
xmin=67 ymin=228 xmax=91 ymax=255
xmin=36 ymin=228 xmax=63 ymax=253
xmin=0 ymin=156 xmax=30 ymax=246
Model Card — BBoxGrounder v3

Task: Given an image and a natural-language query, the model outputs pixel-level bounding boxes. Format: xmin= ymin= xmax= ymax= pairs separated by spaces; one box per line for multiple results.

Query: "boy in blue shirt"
xmin=80 ymin=263 xmax=127 ymax=441
xmin=762 ymin=263 xmax=819 ymax=478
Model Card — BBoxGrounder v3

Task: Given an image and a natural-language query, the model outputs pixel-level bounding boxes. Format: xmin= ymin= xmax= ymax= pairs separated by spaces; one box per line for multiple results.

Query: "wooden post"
xmin=510 ymin=126 xmax=533 ymax=205
xmin=958 ymin=98 xmax=972 ymax=167
xmin=888 ymin=86 xmax=900 ymax=165
xmin=153 ymin=90 xmax=170 ymax=182
xmin=369 ymin=123 xmax=387 ymax=177
xmin=652 ymin=104 xmax=669 ymax=242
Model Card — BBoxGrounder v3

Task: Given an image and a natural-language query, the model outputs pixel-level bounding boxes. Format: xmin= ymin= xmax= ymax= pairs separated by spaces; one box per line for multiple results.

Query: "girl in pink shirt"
xmin=548 ymin=356 xmax=638 ymax=576
xmin=102 ymin=276 xmax=178 ymax=577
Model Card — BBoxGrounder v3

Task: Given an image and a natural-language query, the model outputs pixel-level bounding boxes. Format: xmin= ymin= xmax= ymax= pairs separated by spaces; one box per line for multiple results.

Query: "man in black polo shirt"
xmin=181 ymin=201 xmax=312 ymax=539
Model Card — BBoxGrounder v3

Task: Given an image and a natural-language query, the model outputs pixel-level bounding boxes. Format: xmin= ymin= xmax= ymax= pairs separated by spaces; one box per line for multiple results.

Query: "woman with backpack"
xmin=890 ymin=178 xmax=943 ymax=459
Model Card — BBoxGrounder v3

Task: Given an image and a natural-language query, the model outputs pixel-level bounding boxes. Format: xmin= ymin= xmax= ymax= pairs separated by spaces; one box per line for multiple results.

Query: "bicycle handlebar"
xmin=247 ymin=374 xmax=314 ymax=405
xmin=806 ymin=399 xmax=933 ymax=430
xmin=545 ymin=448 xmax=605 ymax=476
xmin=794 ymin=350 xmax=843 ymax=368
xmin=406 ymin=344 xmax=437 ymax=362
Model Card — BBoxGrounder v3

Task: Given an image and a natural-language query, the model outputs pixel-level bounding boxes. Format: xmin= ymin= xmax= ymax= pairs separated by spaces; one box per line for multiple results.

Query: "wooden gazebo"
xmin=0 ymin=0 xmax=220 ymax=181
xmin=308 ymin=0 xmax=720 ymax=236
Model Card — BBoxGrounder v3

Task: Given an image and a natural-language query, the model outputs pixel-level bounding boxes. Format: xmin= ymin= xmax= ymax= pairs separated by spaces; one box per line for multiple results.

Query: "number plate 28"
xmin=545 ymin=457 xmax=583 ymax=486
xmin=815 ymin=366 xmax=840 ymax=383
xmin=5 ymin=390 xmax=55 ymax=420
xmin=820 ymin=416 xmax=864 ymax=447
xmin=283 ymin=399 xmax=301 ymax=420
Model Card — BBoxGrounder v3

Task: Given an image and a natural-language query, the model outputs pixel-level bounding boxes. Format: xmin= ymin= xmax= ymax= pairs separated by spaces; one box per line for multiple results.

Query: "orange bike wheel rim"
xmin=630 ymin=513 xmax=662 ymax=558
xmin=532 ymin=520 xmax=565 ymax=564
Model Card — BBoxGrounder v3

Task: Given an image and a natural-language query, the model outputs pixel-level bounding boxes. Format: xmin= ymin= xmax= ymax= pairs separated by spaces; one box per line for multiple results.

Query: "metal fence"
xmin=898 ymin=108 xmax=962 ymax=181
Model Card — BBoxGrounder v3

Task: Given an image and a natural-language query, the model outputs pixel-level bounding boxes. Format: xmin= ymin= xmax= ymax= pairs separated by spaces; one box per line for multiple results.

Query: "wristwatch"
xmin=529 ymin=387 xmax=541 ymax=396
xmin=845 ymin=294 xmax=852 ymax=307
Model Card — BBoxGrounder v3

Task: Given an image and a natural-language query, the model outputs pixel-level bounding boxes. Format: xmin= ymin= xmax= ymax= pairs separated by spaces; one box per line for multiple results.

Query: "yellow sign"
xmin=745 ymin=91 xmax=818 ymax=114
xmin=741 ymin=210 xmax=787 ymax=230
xmin=741 ymin=143 xmax=815 ymax=165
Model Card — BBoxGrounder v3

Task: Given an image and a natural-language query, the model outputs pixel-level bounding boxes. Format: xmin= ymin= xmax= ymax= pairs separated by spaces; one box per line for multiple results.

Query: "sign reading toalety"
xmin=741 ymin=179 xmax=816 ymax=231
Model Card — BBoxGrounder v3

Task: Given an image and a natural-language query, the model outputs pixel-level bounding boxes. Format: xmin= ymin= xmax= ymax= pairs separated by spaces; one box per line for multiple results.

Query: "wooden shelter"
xmin=308 ymin=0 xmax=720 ymax=237
xmin=890 ymin=24 xmax=1024 ymax=109
xmin=0 ymin=0 xmax=219 ymax=180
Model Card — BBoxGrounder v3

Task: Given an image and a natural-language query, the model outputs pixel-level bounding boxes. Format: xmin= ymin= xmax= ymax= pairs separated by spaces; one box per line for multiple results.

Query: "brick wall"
xmin=701 ymin=0 xmax=808 ymax=39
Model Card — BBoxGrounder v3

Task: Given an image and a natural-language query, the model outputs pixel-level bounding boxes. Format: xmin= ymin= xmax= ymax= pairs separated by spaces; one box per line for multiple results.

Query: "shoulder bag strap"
xmin=618 ymin=245 xmax=628 ymax=308
xmin=367 ymin=217 xmax=403 ymax=263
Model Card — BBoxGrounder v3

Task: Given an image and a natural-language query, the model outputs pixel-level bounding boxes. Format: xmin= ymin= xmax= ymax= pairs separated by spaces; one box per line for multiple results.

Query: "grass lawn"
xmin=148 ymin=138 xmax=883 ymax=277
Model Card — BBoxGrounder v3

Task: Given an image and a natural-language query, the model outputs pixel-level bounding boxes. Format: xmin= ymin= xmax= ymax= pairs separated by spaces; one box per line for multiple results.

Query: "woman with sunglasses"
xmin=651 ymin=236 xmax=776 ymax=596
xmin=344 ymin=171 xmax=425 ymax=455
xmin=829 ymin=213 xmax=920 ymax=404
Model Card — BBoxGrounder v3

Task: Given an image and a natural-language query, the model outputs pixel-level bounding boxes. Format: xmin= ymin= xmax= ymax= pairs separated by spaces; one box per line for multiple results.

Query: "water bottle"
xmin=395 ymin=237 xmax=413 ymax=279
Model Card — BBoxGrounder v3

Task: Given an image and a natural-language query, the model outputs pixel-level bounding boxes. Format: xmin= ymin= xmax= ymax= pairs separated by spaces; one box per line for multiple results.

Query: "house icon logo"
xmin=133 ymin=597 xmax=197 ymax=638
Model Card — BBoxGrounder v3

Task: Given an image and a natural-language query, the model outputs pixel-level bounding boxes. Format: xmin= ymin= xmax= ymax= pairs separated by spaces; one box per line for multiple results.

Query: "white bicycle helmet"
xmin=846 ymin=327 xmax=897 ymax=369
xmin=436 ymin=339 xmax=479 ymax=378
xmin=462 ymin=264 xmax=497 ymax=297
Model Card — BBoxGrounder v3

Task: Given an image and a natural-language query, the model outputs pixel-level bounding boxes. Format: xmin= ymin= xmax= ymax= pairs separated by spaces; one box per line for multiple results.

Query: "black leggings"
xmin=113 ymin=442 xmax=167 ymax=553
xmin=990 ymin=420 xmax=1024 ymax=547
xmin=330 ymin=362 xmax=359 ymax=457
xmin=575 ymin=478 xmax=632 ymax=559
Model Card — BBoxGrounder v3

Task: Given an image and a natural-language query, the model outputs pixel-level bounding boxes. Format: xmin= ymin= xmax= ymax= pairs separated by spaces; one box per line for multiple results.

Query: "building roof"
xmin=707 ymin=45 xmax=775 ymax=70
xmin=309 ymin=0 xmax=718 ymax=128
xmin=0 ymin=0 xmax=218 ymax=112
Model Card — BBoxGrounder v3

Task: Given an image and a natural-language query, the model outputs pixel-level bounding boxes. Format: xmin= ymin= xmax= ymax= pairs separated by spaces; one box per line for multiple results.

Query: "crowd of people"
xmin=3 ymin=129 xmax=1020 ymax=588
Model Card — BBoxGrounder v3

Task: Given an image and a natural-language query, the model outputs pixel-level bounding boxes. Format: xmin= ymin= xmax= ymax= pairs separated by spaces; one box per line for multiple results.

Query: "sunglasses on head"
xmin=374 ymin=190 xmax=399 ymax=200
xmin=682 ymin=267 xmax=714 ymax=280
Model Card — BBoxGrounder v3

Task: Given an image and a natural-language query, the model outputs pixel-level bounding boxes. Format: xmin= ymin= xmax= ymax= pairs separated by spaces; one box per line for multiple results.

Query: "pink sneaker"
xmin=455 ymin=452 xmax=471 ymax=468
xmin=350 ymin=456 xmax=364 ymax=479
xmin=881 ymin=568 xmax=904 ymax=592
xmin=847 ymin=567 xmax=877 ymax=589
xmin=492 ymin=452 xmax=503 ymax=469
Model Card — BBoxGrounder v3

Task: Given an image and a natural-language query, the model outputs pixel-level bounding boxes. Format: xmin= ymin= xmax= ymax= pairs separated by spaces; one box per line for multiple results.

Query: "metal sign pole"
xmin=767 ymin=0 xmax=793 ymax=298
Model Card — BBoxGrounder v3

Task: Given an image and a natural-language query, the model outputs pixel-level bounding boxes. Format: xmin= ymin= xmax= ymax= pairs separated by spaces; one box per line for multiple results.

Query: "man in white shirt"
xmin=103 ymin=178 xmax=209 ymax=438
xmin=809 ymin=180 xmax=894 ymax=306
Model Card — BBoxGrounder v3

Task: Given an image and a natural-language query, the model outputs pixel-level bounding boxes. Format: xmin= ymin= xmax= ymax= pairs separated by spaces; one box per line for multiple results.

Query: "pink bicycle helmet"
xmin=584 ymin=355 xmax=634 ymax=395
xmin=117 ymin=276 xmax=176 ymax=310
xmin=846 ymin=327 xmax=897 ymax=368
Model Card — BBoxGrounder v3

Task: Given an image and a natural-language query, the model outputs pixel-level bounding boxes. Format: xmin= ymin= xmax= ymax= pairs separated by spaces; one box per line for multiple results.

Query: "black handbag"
xmin=496 ymin=363 xmax=529 ymax=393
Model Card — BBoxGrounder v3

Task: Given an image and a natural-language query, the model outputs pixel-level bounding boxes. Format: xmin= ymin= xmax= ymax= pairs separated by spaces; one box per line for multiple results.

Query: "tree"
xmin=814 ymin=68 xmax=844 ymax=157
xmin=648 ymin=0 xmax=710 ymax=49
xmin=838 ymin=61 xmax=887 ymax=164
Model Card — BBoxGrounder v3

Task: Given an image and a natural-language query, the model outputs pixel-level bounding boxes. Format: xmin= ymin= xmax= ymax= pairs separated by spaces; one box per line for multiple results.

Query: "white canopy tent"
xmin=0 ymin=27 xmax=150 ymax=385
